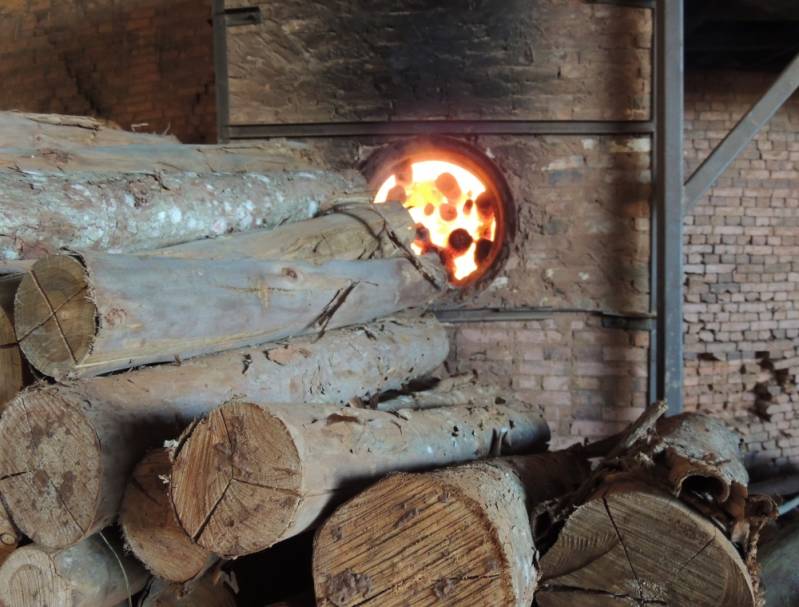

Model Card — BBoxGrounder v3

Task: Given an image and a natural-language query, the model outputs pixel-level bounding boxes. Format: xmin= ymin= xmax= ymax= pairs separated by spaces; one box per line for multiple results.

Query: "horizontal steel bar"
xmin=227 ymin=120 xmax=655 ymax=139
xmin=433 ymin=307 xmax=654 ymax=325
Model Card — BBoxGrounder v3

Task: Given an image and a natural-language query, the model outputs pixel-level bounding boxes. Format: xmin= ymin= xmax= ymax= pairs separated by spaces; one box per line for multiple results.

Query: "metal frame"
xmin=684 ymin=51 xmax=799 ymax=211
xmin=653 ymin=0 xmax=685 ymax=415
xmin=211 ymin=0 xmax=230 ymax=143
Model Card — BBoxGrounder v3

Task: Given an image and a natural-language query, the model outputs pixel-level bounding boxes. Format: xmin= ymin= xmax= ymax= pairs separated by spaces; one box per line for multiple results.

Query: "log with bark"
xmin=759 ymin=518 xmax=799 ymax=607
xmin=138 ymin=576 xmax=237 ymax=607
xmin=16 ymin=252 xmax=444 ymax=378
xmin=120 ymin=449 xmax=215 ymax=583
xmin=0 ymin=316 xmax=448 ymax=549
xmin=534 ymin=410 xmax=768 ymax=607
xmin=0 ymin=534 xmax=147 ymax=606
xmin=0 ymin=273 xmax=30 ymax=410
xmin=0 ymin=501 xmax=19 ymax=568
xmin=170 ymin=403 xmax=551 ymax=558
xmin=312 ymin=451 xmax=589 ymax=607
xmin=0 ymin=165 xmax=365 ymax=261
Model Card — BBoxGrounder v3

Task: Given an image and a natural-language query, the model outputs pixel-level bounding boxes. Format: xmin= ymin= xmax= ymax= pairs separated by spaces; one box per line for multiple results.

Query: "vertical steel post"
xmin=655 ymin=0 xmax=684 ymax=413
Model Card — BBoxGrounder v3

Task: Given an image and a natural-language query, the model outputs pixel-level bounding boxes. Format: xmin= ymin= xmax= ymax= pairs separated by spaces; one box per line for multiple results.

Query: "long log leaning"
xmin=120 ymin=449 xmax=215 ymax=583
xmin=536 ymin=481 xmax=756 ymax=607
xmin=139 ymin=577 xmax=237 ymax=607
xmin=313 ymin=451 xmax=589 ymax=607
xmin=16 ymin=252 xmax=445 ymax=378
xmin=0 ymin=316 xmax=449 ymax=549
xmin=170 ymin=402 xmax=551 ymax=558
xmin=148 ymin=201 xmax=414 ymax=263
xmin=0 ymin=274 xmax=29 ymax=411
xmin=0 ymin=534 xmax=148 ymax=607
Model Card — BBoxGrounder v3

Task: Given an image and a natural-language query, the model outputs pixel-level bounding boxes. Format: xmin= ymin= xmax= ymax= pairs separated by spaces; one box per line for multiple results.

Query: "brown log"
xmin=536 ymin=481 xmax=756 ymax=607
xmin=15 ymin=252 xmax=445 ymax=378
xmin=138 ymin=576 xmax=236 ymax=607
xmin=0 ymin=501 xmax=19 ymax=568
xmin=0 ymin=534 xmax=148 ymax=607
xmin=170 ymin=403 xmax=550 ymax=558
xmin=312 ymin=451 xmax=589 ymax=607
xmin=0 ymin=316 xmax=448 ymax=549
xmin=759 ymin=518 xmax=799 ymax=607
xmin=0 ymin=274 xmax=30 ymax=411
xmin=120 ymin=449 xmax=214 ymax=583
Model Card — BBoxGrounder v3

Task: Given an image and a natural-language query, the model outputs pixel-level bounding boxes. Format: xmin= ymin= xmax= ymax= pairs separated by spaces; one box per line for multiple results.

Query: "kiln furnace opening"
xmin=370 ymin=138 xmax=512 ymax=287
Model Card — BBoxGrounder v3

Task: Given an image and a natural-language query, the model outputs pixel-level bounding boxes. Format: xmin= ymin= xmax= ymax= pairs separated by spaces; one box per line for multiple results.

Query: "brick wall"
xmin=685 ymin=71 xmax=799 ymax=471
xmin=0 ymin=0 xmax=216 ymax=143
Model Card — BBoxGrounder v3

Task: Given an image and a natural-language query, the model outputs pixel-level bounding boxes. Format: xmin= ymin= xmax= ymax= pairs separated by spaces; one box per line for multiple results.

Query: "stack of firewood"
xmin=0 ymin=113 xmax=787 ymax=607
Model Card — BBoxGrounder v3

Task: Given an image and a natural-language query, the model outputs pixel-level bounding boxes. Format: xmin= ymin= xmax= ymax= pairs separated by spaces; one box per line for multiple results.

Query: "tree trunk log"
xmin=758 ymin=518 xmax=799 ymax=607
xmin=120 ymin=449 xmax=215 ymax=583
xmin=0 ymin=274 xmax=29 ymax=411
xmin=0 ymin=534 xmax=148 ymax=607
xmin=536 ymin=481 xmax=756 ymax=607
xmin=0 ymin=168 xmax=365 ymax=261
xmin=0 ymin=501 xmax=19 ymax=568
xmin=312 ymin=451 xmax=589 ymax=607
xmin=150 ymin=201 xmax=414 ymax=263
xmin=170 ymin=402 xmax=550 ymax=558
xmin=16 ymin=252 xmax=445 ymax=378
xmin=375 ymin=374 xmax=523 ymax=412
xmin=0 ymin=316 xmax=448 ymax=549
xmin=138 ymin=577 xmax=236 ymax=607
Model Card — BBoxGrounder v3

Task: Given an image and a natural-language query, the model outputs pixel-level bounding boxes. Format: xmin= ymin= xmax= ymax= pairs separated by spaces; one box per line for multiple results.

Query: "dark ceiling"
xmin=686 ymin=0 xmax=799 ymax=71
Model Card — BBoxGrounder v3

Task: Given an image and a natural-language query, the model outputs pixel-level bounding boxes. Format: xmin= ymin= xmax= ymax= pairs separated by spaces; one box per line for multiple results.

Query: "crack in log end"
xmin=602 ymin=497 xmax=644 ymax=603
xmin=540 ymin=584 xmax=667 ymax=605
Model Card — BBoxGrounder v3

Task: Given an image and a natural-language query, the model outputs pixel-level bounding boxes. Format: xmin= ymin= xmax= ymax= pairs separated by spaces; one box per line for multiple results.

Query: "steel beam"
xmin=212 ymin=0 xmax=230 ymax=143
xmin=684 ymin=51 xmax=799 ymax=212
xmin=227 ymin=120 xmax=654 ymax=139
xmin=655 ymin=0 xmax=685 ymax=414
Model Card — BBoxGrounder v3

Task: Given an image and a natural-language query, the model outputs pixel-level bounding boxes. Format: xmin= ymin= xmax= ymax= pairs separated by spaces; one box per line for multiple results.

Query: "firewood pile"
xmin=0 ymin=113 xmax=788 ymax=607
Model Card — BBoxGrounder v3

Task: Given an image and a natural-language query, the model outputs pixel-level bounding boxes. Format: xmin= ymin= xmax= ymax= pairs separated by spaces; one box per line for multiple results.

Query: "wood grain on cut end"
xmin=170 ymin=402 xmax=302 ymax=558
xmin=140 ymin=576 xmax=237 ymax=607
xmin=121 ymin=449 xmax=214 ymax=583
xmin=0 ymin=274 xmax=27 ymax=409
xmin=0 ymin=389 xmax=101 ymax=548
xmin=313 ymin=472 xmax=515 ymax=607
xmin=14 ymin=256 xmax=96 ymax=378
xmin=0 ymin=534 xmax=148 ymax=607
xmin=538 ymin=483 xmax=755 ymax=607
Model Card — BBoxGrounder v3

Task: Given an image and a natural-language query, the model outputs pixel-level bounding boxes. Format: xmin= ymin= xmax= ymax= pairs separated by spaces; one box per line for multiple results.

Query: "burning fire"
xmin=374 ymin=160 xmax=498 ymax=283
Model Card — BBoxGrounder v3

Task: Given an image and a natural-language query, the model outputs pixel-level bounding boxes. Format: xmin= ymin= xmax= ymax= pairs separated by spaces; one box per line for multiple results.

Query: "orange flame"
xmin=374 ymin=160 xmax=497 ymax=283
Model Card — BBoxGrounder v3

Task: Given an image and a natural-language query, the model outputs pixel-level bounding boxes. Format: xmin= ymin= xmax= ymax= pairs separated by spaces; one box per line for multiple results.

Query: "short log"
xmin=170 ymin=402 xmax=550 ymax=557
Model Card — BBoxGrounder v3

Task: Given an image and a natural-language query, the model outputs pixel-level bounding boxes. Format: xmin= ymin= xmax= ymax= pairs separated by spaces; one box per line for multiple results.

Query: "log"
xmin=0 ymin=316 xmax=448 ymax=549
xmin=0 ymin=167 xmax=365 ymax=261
xmin=120 ymin=449 xmax=215 ymax=583
xmin=536 ymin=482 xmax=756 ymax=607
xmin=15 ymin=252 xmax=445 ymax=378
xmin=759 ymin=518 xmax=799 ymax=607
xmin=312 ymin=451 xmax=589 ymax=607
xmin=750 ymin=474 xmax=799 ymax=498
xmin=0 ymin=501 xmax=19 ymax=568
xmin=138 ymin=576 xmax=236 ymax=607
xmin=0 ymin=534 xmax=148 ymax=607
xmin=0 ymin=274 xmax=29 ymax=410
xmin=170 ymin=402 xmax=550 ymax=558
xmin=149 ymin=201 xmax=414 ymax=263
xmin=373 ymin=374 xmax=518 ymax=412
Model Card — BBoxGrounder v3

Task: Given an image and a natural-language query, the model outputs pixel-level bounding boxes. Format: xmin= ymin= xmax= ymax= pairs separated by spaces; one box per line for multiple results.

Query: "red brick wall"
xmin=0 ymin=0 xmax=216 ymax=143
xmin=685 ymin=71 xmax=799 ymax=470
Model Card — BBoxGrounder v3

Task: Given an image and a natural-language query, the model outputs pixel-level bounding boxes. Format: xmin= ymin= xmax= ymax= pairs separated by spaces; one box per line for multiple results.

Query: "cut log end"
xmin=120 ymin=449 xmax=214 ymax=583
xmin=537 ymin=483 xmax=755 ymax=607
xmin=170 ymin=402 xmax=302 ymax=557
xmin=313 ymin=472 xmax=515 ymax=607
xmin=0 ymin=545 xmax=73 ymax=606
xmin=0 ymin=274 xmax=26 ymax=409
xmin=0 ymin=388 xmax=100 ymax=548
xmin=15 ymin=256 xmax=96 ymax=378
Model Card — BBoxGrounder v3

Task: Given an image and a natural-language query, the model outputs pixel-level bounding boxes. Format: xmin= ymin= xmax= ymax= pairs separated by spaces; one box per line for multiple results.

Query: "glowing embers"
xmin=374 ymin=160 xmax=499 ymax=285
